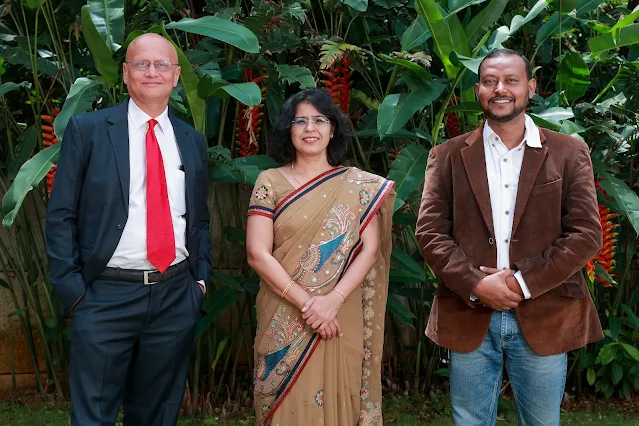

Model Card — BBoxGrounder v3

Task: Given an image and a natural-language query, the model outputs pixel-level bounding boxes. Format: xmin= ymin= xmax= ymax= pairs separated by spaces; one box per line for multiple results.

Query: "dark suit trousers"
xmin=69 ymin=269 xmax=203 ymax=426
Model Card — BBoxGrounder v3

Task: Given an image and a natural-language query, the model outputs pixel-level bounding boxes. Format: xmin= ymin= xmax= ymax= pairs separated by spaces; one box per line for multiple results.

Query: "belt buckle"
xmin=143 ymin=270 xmax=157 ymax=285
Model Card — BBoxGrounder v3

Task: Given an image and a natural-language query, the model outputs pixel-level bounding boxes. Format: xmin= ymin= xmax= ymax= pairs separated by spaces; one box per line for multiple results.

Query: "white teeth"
xmin=494 ymin=100 xmax=511 ymax=103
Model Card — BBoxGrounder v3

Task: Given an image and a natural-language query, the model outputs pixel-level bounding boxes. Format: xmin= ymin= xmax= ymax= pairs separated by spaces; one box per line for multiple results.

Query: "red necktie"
xmin=146 ymin=119 xmax=175 ymax=273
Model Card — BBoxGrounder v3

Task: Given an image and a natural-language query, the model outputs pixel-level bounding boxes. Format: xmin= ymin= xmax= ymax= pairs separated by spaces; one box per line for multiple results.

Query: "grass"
xmin=1 ymin=395 xmax=638 ymax=425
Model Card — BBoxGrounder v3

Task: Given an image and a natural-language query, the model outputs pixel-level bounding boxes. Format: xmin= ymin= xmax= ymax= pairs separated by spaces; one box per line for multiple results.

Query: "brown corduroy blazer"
xmin=415 ymin=124 xmax=603 ymax=356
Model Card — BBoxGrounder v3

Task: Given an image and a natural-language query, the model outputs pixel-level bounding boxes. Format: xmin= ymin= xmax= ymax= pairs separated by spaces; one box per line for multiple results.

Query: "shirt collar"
xmin=128 ymin=99 xmax=170 ymax=134
xmin=483 ymin=114 xmax=542 ymax=149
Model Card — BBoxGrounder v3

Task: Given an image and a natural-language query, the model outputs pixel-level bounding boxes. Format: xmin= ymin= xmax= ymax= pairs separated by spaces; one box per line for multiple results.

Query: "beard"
xmin=484 ymin=97 xmax=529 ymax=123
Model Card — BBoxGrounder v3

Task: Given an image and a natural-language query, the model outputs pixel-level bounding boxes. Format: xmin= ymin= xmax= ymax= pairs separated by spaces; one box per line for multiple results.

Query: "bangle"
xmin=281 ymin=280 xmax=294 ymax=298
xmin=333 ymin=288 xmax=346 ymax=302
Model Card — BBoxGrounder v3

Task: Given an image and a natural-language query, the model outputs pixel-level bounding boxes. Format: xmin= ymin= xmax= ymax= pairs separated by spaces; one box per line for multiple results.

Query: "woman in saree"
xmin=246 ymin=88 xmax=395 ymax=426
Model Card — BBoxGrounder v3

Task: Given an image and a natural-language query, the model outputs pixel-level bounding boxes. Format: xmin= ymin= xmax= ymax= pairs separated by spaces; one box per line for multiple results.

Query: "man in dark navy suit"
xmin=46 ymin=33 xmax=211 ymax=426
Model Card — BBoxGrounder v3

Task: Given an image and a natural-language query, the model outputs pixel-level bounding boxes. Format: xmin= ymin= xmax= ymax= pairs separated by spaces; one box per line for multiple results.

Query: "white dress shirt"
xmin=107 ymin=99 xmax=188 ymax=270
xmin=482 ymin=114 xmax=539 ymax=300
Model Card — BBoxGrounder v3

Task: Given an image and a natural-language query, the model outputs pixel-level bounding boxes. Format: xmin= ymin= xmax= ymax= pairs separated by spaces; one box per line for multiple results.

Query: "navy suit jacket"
xmin=45 ymin=100 xmax=212 ymax=310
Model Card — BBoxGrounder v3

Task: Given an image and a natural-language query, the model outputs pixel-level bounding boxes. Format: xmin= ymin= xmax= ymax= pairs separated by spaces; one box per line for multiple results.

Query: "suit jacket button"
xmin=117 ymin=223 xmax=124 ymax=230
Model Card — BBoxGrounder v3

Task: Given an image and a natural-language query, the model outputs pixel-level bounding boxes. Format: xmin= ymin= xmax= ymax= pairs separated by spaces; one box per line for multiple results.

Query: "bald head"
xmin=123 ymin=33 xmax=181 ymax=117
xmin=126 ymin=33 xmax=178 ymax=63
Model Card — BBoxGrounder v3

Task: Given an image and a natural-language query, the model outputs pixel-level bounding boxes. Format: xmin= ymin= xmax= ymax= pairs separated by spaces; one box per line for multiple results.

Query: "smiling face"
xmin=290 ymin=101 xmax=334 ymax=161
xmin=475 ymin=54 xmax=536 ymax=123
xmin=123 ymin=33 xmax=180 ymax=110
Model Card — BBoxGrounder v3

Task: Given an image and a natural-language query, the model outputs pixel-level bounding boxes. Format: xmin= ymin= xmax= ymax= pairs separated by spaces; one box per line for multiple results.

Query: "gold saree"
xmin=248 ymin=167 xmax=395 ymax=426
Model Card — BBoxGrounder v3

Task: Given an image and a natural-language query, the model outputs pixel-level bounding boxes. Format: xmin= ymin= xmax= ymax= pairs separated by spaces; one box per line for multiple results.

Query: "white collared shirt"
xmin=482 ymin=114 xmax=540 ymax=299
xmin=107 ymin=99 xmax=188 ymax=270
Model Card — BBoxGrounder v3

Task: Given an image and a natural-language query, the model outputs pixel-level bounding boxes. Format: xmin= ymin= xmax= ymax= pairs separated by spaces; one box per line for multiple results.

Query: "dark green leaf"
xmin=557 ymin=52 xmax=590 ymax=102
xmin=155 ymin=0 xmax=175 ymax=14
xmin=210 ymin=271 xmax=243 ymax=290
xmin=54 ymin=78 xmax=100 ymax=142
xmin=378 ymin=82 xmax=446 ymax=139
xmin=612 ymin=362 xmax=623 ymax=384
xmin=609 ymin=314 xmax=621 ymax=340
xmin=2 ymin=144 xmax=59 ymax=227
xmin=621 ymin=304 xmax=639 ymax=330
xmin=0 ymin=81 xmax=30 ymax=98
xmin=596 ymin=344 xmax=618 ymax=365
xmin=379 ymin=54 xmax=432 ymax=82
xmin=8 ymin=126 xmax=37 ymax=180
xmin=166 ymin=17 xmax=260 ymax=54
xmin=387 ymin=294 xmax=416 ymax=327
xmin=434 ymin=368 xmax=449 ymax=377
xmin=445 ymin=0 xmax=487 ymax=16
xmin=344 ymin=0 xmax=368 ymax=12
xmin=415 ymin=0 xmax=457 ymax=78
xmin=45 ymin=317 xmax=58 ymax=329
xmin=87 ymin=0 xmax=125 ymax=52
xmin=445 ymin=102 xmax=482 ymax=114
xmin=595 ymin=262 xmax=617 ymax=286
xmin=241 ymin=277 xmax=260 ymax=294
xmin=392 ymin=212 xmax=417 ymax=226
xmin=209 ymin=164 xmax=244 ymax=183
xmin=224 ymin=226 xmax=246 ymax=245
xmin=621 ymin=343 xmax=639 ymax=361
xmin=81 ymin=5 xmax=119 ymax=84
xmin=0 ymin=278 xmax=10 ymax=290
xmin=401 ymin=16 xmax=431 ymax=51
xmin=387 ymin=144 xmax=429 ymax=211
xmin=587 ymin=367 xmax=596 ymax=385
xmin=589 ymin=24 xmax=639 ymax=54
xmin=391 ymin=248 xmax=426 ymax=281
xmin=275 ymin=64 xmax=316 ymax=89
xmin=597 ymin=173 xmax=639 ymax=236
xmin=465 ymin=0 xmax=508 ymax=44
xmin=196 ymin=286 xmax=241 ymax=337
xmin=390 ymin=268 xmax=428 ymax=283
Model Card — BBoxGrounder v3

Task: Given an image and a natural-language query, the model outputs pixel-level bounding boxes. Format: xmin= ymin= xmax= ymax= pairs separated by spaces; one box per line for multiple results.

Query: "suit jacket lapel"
xmin=512 ymin=137 xmax=548 ymax=236
xmin=460 ymin=126 xmax=495 ymax=237
xmin=107 ymin=101 xmax=130 ymax=211
xmin=170 ymin=115 xmax=194 ymax=229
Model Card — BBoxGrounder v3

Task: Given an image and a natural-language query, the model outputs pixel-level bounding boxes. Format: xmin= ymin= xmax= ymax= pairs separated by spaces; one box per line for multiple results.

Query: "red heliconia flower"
xmin=320 ymin=54 xmax=353 ymax=113
xmin=589 ymin=180 xmax=620 ymax=287
xmin=41 ymin=108 xmax=60 ymax=195
xmin=446 ymin=113 xmax=460 ymax=138
xmin=235 ymin=69 xmax=265 ymax=158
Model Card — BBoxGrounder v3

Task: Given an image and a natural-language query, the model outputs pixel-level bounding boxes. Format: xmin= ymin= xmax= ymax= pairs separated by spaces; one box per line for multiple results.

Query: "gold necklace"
xmin=291 ymin=162 xmax=302 ymax=186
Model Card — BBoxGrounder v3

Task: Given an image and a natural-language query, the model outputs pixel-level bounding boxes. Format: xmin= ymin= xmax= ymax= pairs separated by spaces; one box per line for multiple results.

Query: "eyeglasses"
xmin=126 ymin=60 xmax=177 ymax=73
xmin=291 ymin=117 xmax=330 ymax=127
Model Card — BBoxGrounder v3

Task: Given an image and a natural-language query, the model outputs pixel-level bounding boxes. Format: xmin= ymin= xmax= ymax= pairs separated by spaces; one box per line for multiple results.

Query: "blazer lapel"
xmin=170 ymin=115 xmax=195 ymax=230
xmin=512 ymin=137 xmax=548 ymax=236
xmin=460 ymin=126 xmax=495 ymax=237
xmin=107 ymin=101 xmax=130 ymax=210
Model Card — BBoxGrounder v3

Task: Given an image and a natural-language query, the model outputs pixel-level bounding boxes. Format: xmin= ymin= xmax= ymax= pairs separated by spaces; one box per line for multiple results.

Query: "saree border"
xmin=340 ymin=179 xmax=394 ymax=279
xmin=262 ymin=333 xmax=321 ymax=425
xmin=274 ymin=167 xmax=348 ymax=220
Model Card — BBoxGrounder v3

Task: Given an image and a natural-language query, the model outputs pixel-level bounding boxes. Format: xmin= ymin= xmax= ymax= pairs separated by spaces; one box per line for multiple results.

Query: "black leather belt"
xmin=99 ymin=259 xmax=189 ymax=284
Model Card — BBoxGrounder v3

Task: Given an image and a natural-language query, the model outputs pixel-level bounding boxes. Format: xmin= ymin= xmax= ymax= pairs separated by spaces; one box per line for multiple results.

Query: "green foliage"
xmin=0 ymin=0 xmax=638 ymax=406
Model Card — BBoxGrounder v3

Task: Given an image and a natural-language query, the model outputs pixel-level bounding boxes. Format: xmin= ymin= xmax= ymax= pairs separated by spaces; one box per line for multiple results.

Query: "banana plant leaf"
xmin=81 ymin=5 xmax=119 ymax=84
xmin=166 ymin=17 xmax=260 ymax=54
xmin=557 ymin=52 xmax=590 ymax=102
xmin=87 ymin=0 xmax=124 ymax=52
xmin=386 ymin=144 xmax=429 ymax=211
xmin=2 ymin=144 xmax=59 ymax=227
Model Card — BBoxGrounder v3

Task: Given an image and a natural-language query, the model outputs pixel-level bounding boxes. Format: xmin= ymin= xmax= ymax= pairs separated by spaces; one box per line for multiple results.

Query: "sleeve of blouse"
xmin=247 ymin=171 xmax=276 ymax=219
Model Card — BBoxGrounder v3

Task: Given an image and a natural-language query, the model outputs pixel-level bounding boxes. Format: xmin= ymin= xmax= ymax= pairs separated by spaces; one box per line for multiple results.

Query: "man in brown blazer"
xmin=415 ymin=48 xmax=603 ymax=426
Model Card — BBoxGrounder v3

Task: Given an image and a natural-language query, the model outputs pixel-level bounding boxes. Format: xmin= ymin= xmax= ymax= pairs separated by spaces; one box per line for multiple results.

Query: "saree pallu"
xmin=248 ymin=167 xmax=395 ymax=426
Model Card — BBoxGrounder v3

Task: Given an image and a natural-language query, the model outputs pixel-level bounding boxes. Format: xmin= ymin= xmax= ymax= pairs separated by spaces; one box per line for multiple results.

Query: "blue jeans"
xmin=450 ymin=310 xmax=567 ymax=426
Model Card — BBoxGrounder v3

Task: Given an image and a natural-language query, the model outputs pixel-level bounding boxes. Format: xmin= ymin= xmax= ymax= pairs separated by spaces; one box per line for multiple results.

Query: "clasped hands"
xmin=474 ymin=267 xmax=524 ymax=311
xmin=300 ymin=291 xmax=344 ymax=340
